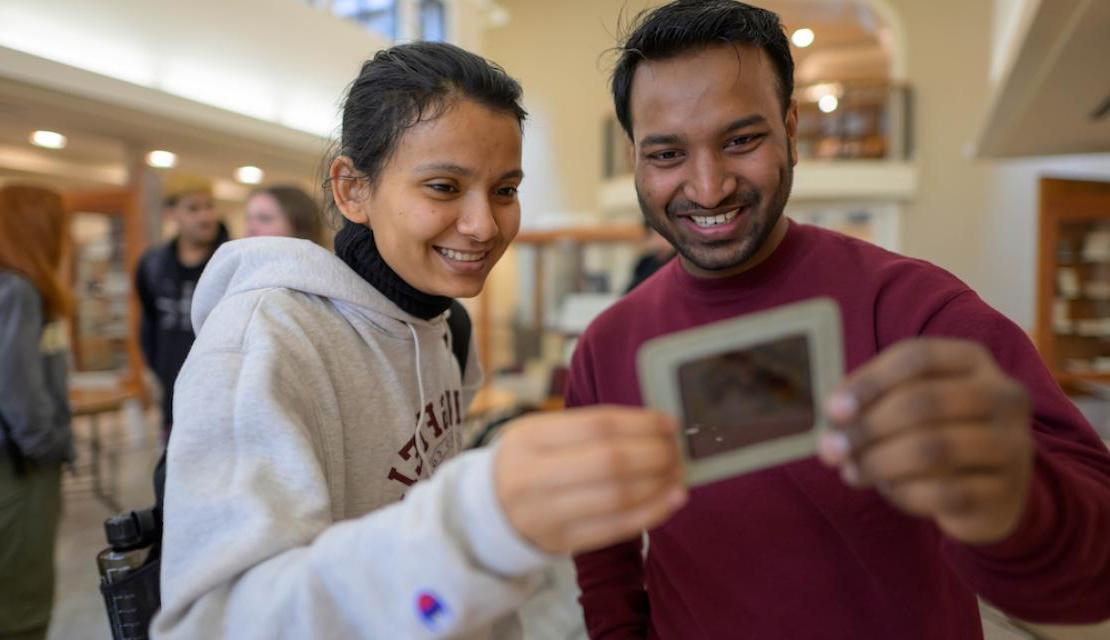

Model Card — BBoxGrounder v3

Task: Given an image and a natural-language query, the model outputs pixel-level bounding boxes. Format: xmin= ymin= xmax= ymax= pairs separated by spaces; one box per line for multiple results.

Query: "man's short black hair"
xmin=611 ymin=0 xmax=795 ymax=138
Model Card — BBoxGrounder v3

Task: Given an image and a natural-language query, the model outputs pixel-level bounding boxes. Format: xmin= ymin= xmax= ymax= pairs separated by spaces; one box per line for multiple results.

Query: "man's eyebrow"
xmin=719 ymin=114 xmax=768 ymax=134
xmin=638 ymin=115 xmax=768 ymax=147
xmin=639 ymin=133 xmax=683 ymax=147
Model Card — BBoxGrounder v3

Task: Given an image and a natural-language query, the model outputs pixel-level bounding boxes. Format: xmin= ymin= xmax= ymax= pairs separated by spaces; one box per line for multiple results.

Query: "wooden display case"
xmin=1035 ymin=177 xmax=1110 ymax=389
xmin=65 ymin=187 xmax=147 ymax=400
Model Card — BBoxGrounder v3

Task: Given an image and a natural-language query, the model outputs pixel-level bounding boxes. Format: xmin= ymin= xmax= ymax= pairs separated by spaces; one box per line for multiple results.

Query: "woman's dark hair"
xmin=323 ymin=41 xmax=526 ymax=225
xmin=611 ymin=0 xmax=795 ymax=138
xmin=249 ymin=185 xmax=323 ymax=244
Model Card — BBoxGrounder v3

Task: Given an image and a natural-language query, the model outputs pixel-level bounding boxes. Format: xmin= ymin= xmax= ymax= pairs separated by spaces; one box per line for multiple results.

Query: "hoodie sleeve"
xmin=152 ymin=341 xmax=549 ymax=639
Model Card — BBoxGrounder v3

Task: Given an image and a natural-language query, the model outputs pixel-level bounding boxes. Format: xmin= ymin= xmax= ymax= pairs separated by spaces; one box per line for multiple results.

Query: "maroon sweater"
xmin=567 ymin=222 xmax=1110 ymax=639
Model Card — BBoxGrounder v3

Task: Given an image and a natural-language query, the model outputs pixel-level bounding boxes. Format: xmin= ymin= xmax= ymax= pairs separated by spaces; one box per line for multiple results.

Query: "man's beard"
xmin=637 ymin=162 xmax=793 ymax=274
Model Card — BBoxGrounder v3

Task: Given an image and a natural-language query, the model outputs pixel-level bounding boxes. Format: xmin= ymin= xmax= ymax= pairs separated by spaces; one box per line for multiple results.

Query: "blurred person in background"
xmin=135 ymin=176 xmax=229 ymax=440
xmin=0 ymin=184 xmax=75 ymax=640
xmin=244 ymin=185 xmax=324 ymax=245
xmin=624 ymin=221 xmax=674 ymax=293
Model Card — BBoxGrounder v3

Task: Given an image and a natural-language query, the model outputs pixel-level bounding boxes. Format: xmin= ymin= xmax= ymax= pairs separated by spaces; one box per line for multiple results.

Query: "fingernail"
xmin=819 ymin=432 xmax=850 ymax=460
xmin=840 ymin=464 xmax=860 ymax=486
xmin=826 ymin=392 xmax=858 ymax=421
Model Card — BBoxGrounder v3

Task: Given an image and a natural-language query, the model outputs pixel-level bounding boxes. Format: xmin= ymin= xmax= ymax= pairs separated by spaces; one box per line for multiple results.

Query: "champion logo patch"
xmin=416 ymin=590 xmax=450 ymax=630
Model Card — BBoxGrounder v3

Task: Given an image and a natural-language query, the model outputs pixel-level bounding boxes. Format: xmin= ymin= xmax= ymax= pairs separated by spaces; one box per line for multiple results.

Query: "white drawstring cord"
xmin=409 ymin=314 xmax=467 ymax=479
xmin=443 ymin=314 xmax=463 ymax=453
xmin=407 ymin=321 xmax=429 ymax=480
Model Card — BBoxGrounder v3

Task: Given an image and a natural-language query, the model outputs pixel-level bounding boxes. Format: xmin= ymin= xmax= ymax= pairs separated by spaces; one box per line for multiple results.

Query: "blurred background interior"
xmin=1 ymin=1 xmax=1108 ymax=638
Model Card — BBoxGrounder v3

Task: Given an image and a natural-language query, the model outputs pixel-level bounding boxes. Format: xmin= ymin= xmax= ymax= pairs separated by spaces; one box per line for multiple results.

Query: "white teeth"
xmin=437 ymin=247 xmax=486 ymax=262
xmin=691 ymin=209 xmax=740 ymax=228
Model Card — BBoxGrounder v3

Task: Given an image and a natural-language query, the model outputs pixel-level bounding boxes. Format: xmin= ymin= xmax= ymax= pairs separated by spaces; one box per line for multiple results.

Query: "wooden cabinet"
xmin=65 ymin=188 xmax=147 ymax=400
xmin=1035 ymin=177 xmax=1110 ymax=388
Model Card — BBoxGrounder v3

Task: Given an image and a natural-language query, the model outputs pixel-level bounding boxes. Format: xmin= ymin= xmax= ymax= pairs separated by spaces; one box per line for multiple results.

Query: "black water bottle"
xmin=98 ymin=509 xmax=160 ymax=640
xmin=98 ymin=513 xmax=151 ymax=583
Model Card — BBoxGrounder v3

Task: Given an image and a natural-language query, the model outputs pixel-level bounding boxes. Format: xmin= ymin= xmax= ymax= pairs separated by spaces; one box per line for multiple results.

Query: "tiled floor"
xmin=49 ymin=406 xmax=161 ymax=640
xmin=44 ymin=408 xmax=1108 ymax=639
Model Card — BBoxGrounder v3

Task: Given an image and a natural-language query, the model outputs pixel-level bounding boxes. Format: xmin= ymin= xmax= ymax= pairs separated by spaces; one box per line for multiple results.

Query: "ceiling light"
xmin=792 ymin=28 xmax=815 ymax=48
xmin=30 ymin=130 xmax=67 ymax=149
xmin=146 ymin=150 xmax=177 ymax=169
xmin=487 ymin=5 xmax=511 ymax=28
xmin=802 ymin=82 xmax=843 ymax=103
xmin=235 ymin=166 xmax=264 ymax=185
xmin=818 ymin=95 xmax=839 ymax=113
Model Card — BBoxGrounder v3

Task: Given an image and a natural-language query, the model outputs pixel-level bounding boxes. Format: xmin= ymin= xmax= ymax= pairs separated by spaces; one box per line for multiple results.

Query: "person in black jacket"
xmin=624 ymin=222 xmax=674 ymax=293
xmin=135 ymin=176 xmax=229 ymax=439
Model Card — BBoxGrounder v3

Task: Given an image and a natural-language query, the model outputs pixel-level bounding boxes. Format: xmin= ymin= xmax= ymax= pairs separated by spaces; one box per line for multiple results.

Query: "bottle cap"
xmin=104 ymin=510 xmax=158 ymax=551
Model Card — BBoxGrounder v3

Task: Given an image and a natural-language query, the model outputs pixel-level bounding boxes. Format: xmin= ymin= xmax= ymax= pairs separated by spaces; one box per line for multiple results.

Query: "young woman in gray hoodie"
xmin=152 ymin=42 xmax=687 ymax=639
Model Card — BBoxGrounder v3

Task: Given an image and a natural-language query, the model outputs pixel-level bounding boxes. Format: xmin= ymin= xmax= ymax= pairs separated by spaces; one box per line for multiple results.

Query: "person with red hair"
xmin=0 ymin=184 xmax=75 ymax=640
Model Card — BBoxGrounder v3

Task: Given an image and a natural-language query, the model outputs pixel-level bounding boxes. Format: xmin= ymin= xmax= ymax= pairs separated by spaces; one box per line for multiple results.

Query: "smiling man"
xmin=566 ymin=2 xmax=1110 ymax=638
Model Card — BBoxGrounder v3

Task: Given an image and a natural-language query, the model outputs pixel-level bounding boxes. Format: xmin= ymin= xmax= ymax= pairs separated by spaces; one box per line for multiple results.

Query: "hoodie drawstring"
xmin=408 ymin=315 xmax=467 ymax=480
xmin=442 ymin=314 xmax=463 ymax=453
xmin=407 ymin=322 xmax=429 ymax=480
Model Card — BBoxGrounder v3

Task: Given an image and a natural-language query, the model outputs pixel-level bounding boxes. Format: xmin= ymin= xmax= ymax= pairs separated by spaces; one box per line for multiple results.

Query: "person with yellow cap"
xmin=135 ymin=175 xmax=230 ymax=440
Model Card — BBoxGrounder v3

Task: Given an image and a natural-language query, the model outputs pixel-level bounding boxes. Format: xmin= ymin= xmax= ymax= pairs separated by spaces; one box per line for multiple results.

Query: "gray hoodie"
xmin=151 ymin=237 xmax=547 ymax=639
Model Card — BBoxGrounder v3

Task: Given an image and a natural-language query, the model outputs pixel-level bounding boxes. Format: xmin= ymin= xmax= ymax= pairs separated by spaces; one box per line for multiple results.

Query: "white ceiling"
xmin=976 ymin=0 xmax=1110 ymax=157
xmin=0 ymin=58 xmax=327 ymax=195
xmin=0 ymin=0 xmax=896 ymax=193
xmin=764 ymin=0 xmax=892 ymax=85
xmin=0 ymin=0 xmax=387 ymax=195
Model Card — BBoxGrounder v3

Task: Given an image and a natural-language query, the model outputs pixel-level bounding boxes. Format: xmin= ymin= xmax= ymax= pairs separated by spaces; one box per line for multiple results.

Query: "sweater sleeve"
xmin=0 ymin=275 xmax=68 ymax=461
xmin=151 ymin=343 xmax=548 ymax=639
xmin=566 ymin=336 xmax=651 ymax=639
xmin=923 ymin=291 xmax=1110 ymax=623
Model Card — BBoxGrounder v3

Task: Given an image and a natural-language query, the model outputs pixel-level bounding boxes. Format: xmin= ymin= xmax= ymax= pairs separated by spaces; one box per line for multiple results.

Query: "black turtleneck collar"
xmin=333 ymin=221 xmax=453 ymax=320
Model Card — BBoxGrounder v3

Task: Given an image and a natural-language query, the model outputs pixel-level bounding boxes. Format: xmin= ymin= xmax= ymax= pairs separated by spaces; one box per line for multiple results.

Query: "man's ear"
xmin=785 ymin=99 xmax=799 ymax=167
xmin=330 ymin=156 xmax=371 ymax=225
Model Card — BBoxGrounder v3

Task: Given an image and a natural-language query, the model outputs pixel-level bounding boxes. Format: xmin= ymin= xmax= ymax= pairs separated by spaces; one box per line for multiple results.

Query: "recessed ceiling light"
xmin=235 ymin=166 xmax=264 ymax=185
xmin=792 ymin=28 xmax=815 ymax=48
xmin=30 ymin=130 xmax=67 ymax=149
xmin=146 ymin=150 xmax=177 ymax=169
xmin=818 ymin=95 xmax=839 ymax=113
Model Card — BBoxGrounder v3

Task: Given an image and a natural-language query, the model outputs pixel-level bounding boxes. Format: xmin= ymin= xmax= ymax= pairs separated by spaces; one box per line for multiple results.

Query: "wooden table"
xmin=467 ymin=386 xmax=519 ymax=420
xmin=69 ymin=387 xmax=136 ymax=513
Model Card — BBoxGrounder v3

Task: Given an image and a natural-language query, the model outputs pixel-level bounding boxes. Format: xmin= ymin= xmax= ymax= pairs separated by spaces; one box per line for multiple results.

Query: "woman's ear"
xmin=330 ymin=156 xmax=371 ymax=225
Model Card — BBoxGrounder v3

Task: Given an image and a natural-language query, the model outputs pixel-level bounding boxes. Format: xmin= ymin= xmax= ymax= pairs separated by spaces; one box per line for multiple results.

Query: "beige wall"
xmin=485 ymin=0 xmax=656 ymax=223
xmin=884 ymin=0 xmax=996 ymax=293
xmin=481 ymin=0 xmax=652 ymax=369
